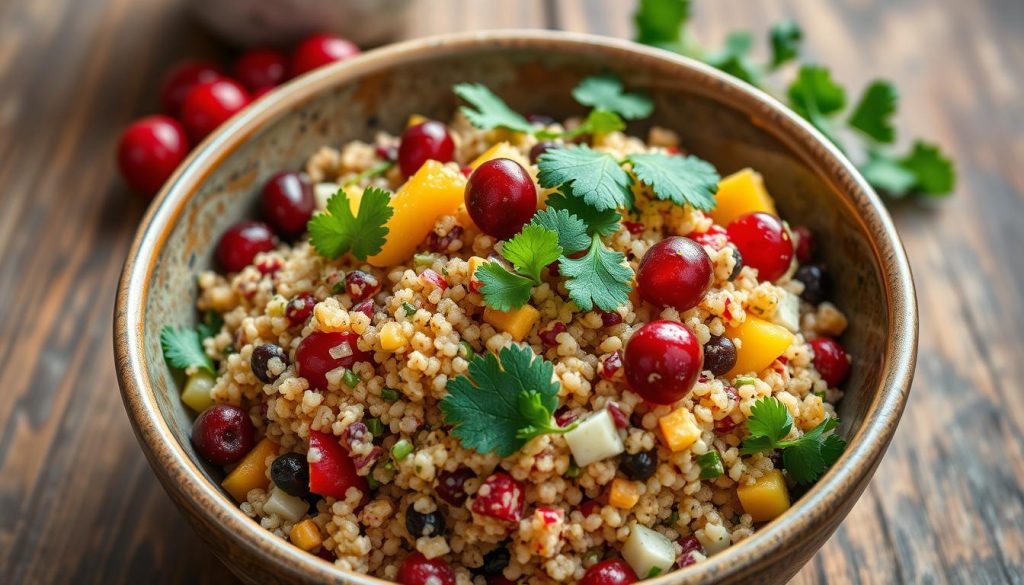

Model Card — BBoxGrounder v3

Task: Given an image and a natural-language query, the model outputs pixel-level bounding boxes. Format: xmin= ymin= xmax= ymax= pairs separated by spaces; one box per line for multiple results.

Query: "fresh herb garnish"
xmin=848 ymin=80 xmax=898 ymax=143
xmin=769 ymin=19 xmax=802 ymax=69
xmin=441 ymin=344 xmax=576 ymax=457
xmin=500 ymin=224 xmax=564 ymax=284
xmin=571 ymin=73 xmax=654 ymax=120
xmin=160 ymin=325 xmax=214 ymax=374
xmin=342 ymin=160 xmax=394 ymax=187
xmin=454 ymin=83 xmax=536 ymax=134
xmin=196 ymin=310 xmax=223 ymax=341
xmin=740 ymin=397 xmax=846 ymax=484
xmin=537 ymin=146 xmax=635 ymax=212
xmin=545 ymin=191 xmax=622 ymax=237
xmin=529 ymin=208 xmax=592 ymax=253
xmin=475 ymin=261 xmax=535 ymax=311
xmin=628 ymin=152 xmax=720 ymax=210
xmin=559 ymin=237 xmax=633 ymax=312
xmin=308 ymin=186 xmax=394 ymax=261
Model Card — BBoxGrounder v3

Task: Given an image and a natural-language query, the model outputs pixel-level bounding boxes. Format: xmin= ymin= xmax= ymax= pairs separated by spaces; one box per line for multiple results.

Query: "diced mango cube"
xmin=368 ymin=161 xmax=467 ymax=267
xmin=658 ymin=407 xmax=702 ymax=452
xmin=483 ymin=305 xmax=540 ymax=342
xmin=725 ymin=317 xmax=795 ymax=378
xmin=609 ymin=478 xmax=642 ymax=509
xmin=181 ymin=371 xmax=216 ymax=412
xmin=221 ymin=438 xmax=278 ymax=502
xmin=467 ymin=256 xmax=487 ymax=289
xmin=289 ymin=519 xmax=323 ymax=551
xmin=469 ymin=142 xmax=537 ymax=181
xmin=379 ymin=322 xmax=406 ymax=351
xmin=737 ymin=469 xmax=791 ymax=522
xmin=710 ymin=168 xmax=778 ymax=226
xmin=406 ymin=113 xmax=427 ymax=128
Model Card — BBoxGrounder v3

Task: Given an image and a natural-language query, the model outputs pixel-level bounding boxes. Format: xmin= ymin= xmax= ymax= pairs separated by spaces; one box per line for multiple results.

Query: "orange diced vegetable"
xmin=710 ymin=168 xmax=778 ymax=226
xmin=737 ymin=469 xmax=790 ymax=522
xmin=725 ymin=317 xmax=795 ymax=378
xmin=483 ymin=305 xmax=540 ymax=342
xmin=658 ymin=407 xmax=702 ymax=452
xmin=289 ymin=519 xmax=323 ymax=551
xmin=609 ymin=478 xmax=642 ymax=509
xmin=379 ymin=322 xmax=406 ymax=351
xmin=221 ymin=437 xmax=278 ymax=502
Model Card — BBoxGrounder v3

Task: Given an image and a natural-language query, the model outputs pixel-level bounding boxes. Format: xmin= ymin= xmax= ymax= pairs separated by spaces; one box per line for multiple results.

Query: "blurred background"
xmin=1 ymin=0 xmax=1021 ymax=583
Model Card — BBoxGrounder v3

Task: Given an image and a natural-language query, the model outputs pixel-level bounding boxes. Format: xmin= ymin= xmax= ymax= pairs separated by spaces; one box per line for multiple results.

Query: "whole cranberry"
xmin=580 ymin=559 xmax=638 ymax=585
xmin=191 ymin=404 xmax=256 ymax=465
xmin=216 ymin=221 xmax=275 ymax=273
xmin=290 ymin=33 xmax=360 ymax=77
xmin=808 ymin=337 xmax=851 ymax=387
xmin=180 ymin=79 xmax=250 ymax=142
xmin=466 ymin=158 xmax=538 ymax=240
xmin=792 ymin=225 xmax=815 ymax=263
xmin=436 ymin=467 xmax=475 ymax=506
xmin=286 ymin=292 xmax=316 ymax=325
xmin=296 ymin=331 xmax=370 ymax=391
xmin=261 ymin=172 xmax=314 ymax=237
xmin=624 ymin=321 xmax=703 ymax=404
xmin=397 ymin=552 xmax=455 ymax=585
xmin=726 ymin=213 xmax=794 ymax=282
xmin=636 ymin=237 xmax=714 ymax=312
xmin=398 ymin=121 xmax=455 ymax=178
xmin=117 ymin=115 xmax=189 ymax=197
xmin=160 ymin=59 xmax=222 ymax=116
xmin=529 ymin=141 xmax=560 ymax=164
xmin=471 ymin=472 xmax=525 ymax=522
xmin=234 ymin=48 xmax=288 ymax=91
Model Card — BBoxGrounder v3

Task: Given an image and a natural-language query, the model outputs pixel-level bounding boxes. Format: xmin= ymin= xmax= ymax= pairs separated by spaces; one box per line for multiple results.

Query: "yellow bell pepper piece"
xmin=710 ymin=168 xmax=778 ymax=227
xmin=181 ymin=371 xmax=216 ymax=412
xmin=724 ymin=317 xmax=795 ymax=379
xmin=221 ymin=438 xmax=278 ymax=502
xmin=289 ymin=519 xmax=323 ymax=551
xmin=609 ymin=478 xmax=642 ymax=509
xmin=737 ymin=469 xmax=791 ymax=522
xmin=483 ymin=305 xmax=540 ymax=342
xmin=658 ymin=407 xmax=702 ymax=452
xmin=379 ymin=322 xmax=406 ymax=351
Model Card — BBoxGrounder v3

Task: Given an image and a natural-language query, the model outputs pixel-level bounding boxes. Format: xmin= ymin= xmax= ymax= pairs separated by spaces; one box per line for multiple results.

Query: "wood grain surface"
xmin=0 ymin=0 xmax=1021 ymax=583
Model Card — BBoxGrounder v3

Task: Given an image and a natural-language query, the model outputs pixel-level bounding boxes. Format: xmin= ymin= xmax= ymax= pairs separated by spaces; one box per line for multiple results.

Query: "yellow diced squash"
xmin=658 ymin=407 xmax=702 ymax=452
xmin=609 ymin=478 xmax=642 ymax=509
xmin=181 ymin=371 xmax=216 ymax=412
xmin=737 ymin=469 xmax=791 ymax=522
xmin=710 ymin=168 xmax=778 ymax=226
xmin=289 ymin=519 xmax=323 ymax=551
xmin=725 ymin=317 xmax=795 ymax=379
xmin=221 ymin=438 xmax=278 ymax=502
xmin=467 ymin=256 xmax=487 ymax=288
xmin=483 ymin=305 xmax=540 ymax=342
xmin=379 ymin=322 xmax=407 ymax=351
xmin=368 ymin=161 xmax=467 ymax=267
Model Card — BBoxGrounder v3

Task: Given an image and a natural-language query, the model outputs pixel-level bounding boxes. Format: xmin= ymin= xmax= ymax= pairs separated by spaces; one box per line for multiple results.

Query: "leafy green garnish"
xmin=704 ymin=32 xmax=760 ymax=86
xmin=629 ymin=152 xmax=720 ymax=211
xmin=551 ymin=109 xmax=626 ymax=139
xmin=196 ymin=310 xmax=223 ymax=341
xmin=308 ymin=186 xmax=393 ymax=261
xmin=160 ymin=325 xmax=214 ymax=374
xmin=787 ymin=65 xmax=847 ymax=129
xmin=740 ymin=397 xmax=846 ymax=484
xmin=861 ymin=141 xmax=956 ymax=198
xmin=441 ymin=344 xmax=575 ymax=457
xmin=500 ymin=224 xmax=563 ymax=284
xmin=529 ymin=208 xmax=591 ymax=254
xmin=559 ymin=236 xmax=633 ymax=312
xmin=453 ymin=83 xmax=535 ymax=134
xmin=537 ymin=146 xmax=634 ymax=212
xmin=545 ymin=190 xmax=622 ymax=237
xmin=848 ymin=80 xmax=898 ymax=143
xmin=634 ymin=0 xmax=695 ymax=54
xmin=572 ymin=74 xmax=654 ymax=120
xmin=769 ymin=20 xmax=802 ymax=69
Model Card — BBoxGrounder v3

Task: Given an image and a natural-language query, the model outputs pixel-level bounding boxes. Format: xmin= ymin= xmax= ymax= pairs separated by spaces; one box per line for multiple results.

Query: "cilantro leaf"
xmin=476 ymin=261 xmax=534 ymax=311
xmin=705 ymin=32 xmax=761 ymax=86
xmin=849 ymin=80 xmax=898 ymax=143
xmin=546 ymin=190 xmax=622 ymax=237
xmin=782 ymin=437 xmax=826 ymax=484
xmin=160 ymin=325 xmax=214 ymax=374
xmin=559 ymin=237 xmax=633 ymax=311
xmin=454 ymin=83 xmax=535 ymax=134
xmin=501 ymin=224 xmax=563 ymax=284
xmin=308 ymin=186 xmax=393 ymax=260
xmin=744 ymin=396 xmax=793 ymax=446
xmin=441 ymin=344 xmax=569 ymax=457
xmin=530 ymin=208 xmax=591 ymax=254
xmin=901 ymin=140 xmax=955 ymax=195
xmin=820 ymin=433 xmax=847 ymax=467
xmin=633 ymin=0 xmax=691 ymax=51
xmin=788 ymin=65 xmax=847 ymax=119
xmin=572 ymin=75 xmax=654 ymax=120
xmin=563 ymin=109 xmax=627 ymax=138
xmin=628 ymin=152 xmax=720 ymax=211
xmin=537 ymin=146 xmax=634 ymax=211
xmin=769 ymin=20 xmax=802 ymax=69
xmin=740 ymin=397 xmax=847 ymax=483
xmin=860 ymin=150 xmax=917 ymax=197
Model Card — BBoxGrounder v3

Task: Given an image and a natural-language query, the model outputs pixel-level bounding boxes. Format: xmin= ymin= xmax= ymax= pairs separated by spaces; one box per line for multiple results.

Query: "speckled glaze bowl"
xmin=114 ymin=30 xmax=917 ymax=585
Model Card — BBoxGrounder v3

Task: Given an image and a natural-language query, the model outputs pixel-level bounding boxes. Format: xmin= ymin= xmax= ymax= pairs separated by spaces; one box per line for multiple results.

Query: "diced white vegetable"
xmin=696 ymin=523 xmax=731 ymax=555
xmin=771 ymin=289 xmax=801 ymax=333
xmin=314 ymin=182 xmax=339 ymax=210
xmin=563 ymin=409 xmax=624 ymax=467
xmin=622 ymin=523 xmax=677 ymax=579
xmin=263 ymin=488 xmax=309 ymax=522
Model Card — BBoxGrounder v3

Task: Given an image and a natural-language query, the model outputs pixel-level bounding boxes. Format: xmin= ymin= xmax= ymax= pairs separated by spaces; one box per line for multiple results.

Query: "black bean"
xmin=728 ymin=245 xmax=744 ymax=281
xmin=406 ymin=503 xmax=446 ymax=538
xmin=251 ymin=343 xmax=289 ymax=383
xmin=703 ymin=335 xmax=738 ymax=377
xmin=476 ymin=547 xmax=511 ymax=576
xmin=794 ymin=264 xmax=828 ymax=304
xmin=270 ymin=452 xmax=310 ymax=497
xmin=620 ymin=450 xmax=658 ymax=481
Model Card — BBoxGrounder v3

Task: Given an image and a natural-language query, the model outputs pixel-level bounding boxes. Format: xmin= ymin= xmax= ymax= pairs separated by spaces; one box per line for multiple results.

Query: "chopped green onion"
xmin=668 ymin=509 xmax=680 ymax=525
xmin=366 ymin=417 xmax=385 ymax=437
xmin=458 ymin=340 xmax=475 ymax=359
xmin=735 ymin=376 xmax=757 ymax=387
xmin=381 ymin=387 xmax=401 ymax=401
xmin=401 ymin=302 xmax=417 ymax=318
xmin=383 ymin=459 xmax=394 ymax=471
xmin=814 ymin=390 xmax=826 ymax=400
xmin=697 ymin=451 xmax=725 ymax=479
xmin=391 ymin=439 xmax=414 ymax=461
xmin=342 ymin=369 xmax=360 ymax=388
xmin=565 ymin=460 xmax=581 ymax=478
xmin=413 ymin=253 xmax=436 ymax=267
xmin=332 ymin=280 xmax=347 ymax=294
xmin=582 ymin=549 xmax=601 ymax=564
xmin=645 ymin=567 xmax=664 ymax=579
xmin=367 ymin=476 xmax=380 ymax=490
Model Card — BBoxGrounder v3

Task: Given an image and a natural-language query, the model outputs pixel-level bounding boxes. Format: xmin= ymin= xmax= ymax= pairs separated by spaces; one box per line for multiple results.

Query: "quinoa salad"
xmin=160 ymin=75 xmax=852 ymax=585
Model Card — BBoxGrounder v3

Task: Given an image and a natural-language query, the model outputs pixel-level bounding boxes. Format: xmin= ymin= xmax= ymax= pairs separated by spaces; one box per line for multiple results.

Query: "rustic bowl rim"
xmin=114 ymin=29 xmax=917 ymax=584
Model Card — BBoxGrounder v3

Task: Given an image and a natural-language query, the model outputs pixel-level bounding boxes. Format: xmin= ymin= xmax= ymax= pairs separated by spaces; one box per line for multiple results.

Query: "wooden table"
xmin=1 ymin=0 xmax=1021 ymax=583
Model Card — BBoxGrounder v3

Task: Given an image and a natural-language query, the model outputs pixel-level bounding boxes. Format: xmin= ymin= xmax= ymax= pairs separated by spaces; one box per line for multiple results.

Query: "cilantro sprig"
xmin=740 ymin=397 xmax=846 ymax=484
xmin=476 ymin=224 xmax=564 ymax=311
xmin=308 ymin=186 xmax=394 ymax=261
xmin=441 ymin=344 xmax=576 ymax=457
xmin=160 ymin=325 xmax=214 ymax=374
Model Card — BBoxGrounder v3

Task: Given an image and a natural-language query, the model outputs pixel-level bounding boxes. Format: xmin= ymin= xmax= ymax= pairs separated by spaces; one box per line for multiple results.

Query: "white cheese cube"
xmin=622 ymin=524 xmax=677 ymax=579
xmin=314 ymin=182 xmax=339 ymax=210
xmin=696 ymin=523 xmax=731 ymax=555
xmin=563 ymin=409 xmax=624 ymax=467
xmin=771 ymin=288 xmax=801 ymax=333
xmin=263 ymin=487 xmax=309 ymax=522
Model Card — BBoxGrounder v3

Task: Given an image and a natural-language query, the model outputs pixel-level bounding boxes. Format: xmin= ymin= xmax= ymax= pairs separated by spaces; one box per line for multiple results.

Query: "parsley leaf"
xmin=530 ymin=208 xmax=591 ymax=254
xmin=454 ymin=83 xmax=535 ymax=134
xmin=634 ymin=0 xmax=691 ymax=52
xmin=545 ymin=190 xmax=622 ymax=237
xmin=572 ymin=74 xmax=654 ymax=120
xmin=900 ymin=140 xmax=956 ymax=195
xmin=475 ymin=261 xmax=534 ymax=312
xmin=308 ymin=186 xmax=393 ymax=260
xmin=501 ymin=224 xmax=563 ymax=284
xmin=160 ymin=325 xmax=214 ymax=374
xmin=562 ymin=109 xmax=627 ymax=138
xmin=441 ymin=344 xmax=572 ymax=457
xmin=743 ymin=396 xmax=792 ymax=445
xmin=788 ymin=65 xmax=847 ymax=119
xmin=628 ymin=152 xmax=720 ymax=211
xmin=705 ymin=32 xmax=761 ymax=86
xmin=860 ymin=150 xmax=917 ymax=197
xmin=849 ymin=80 xmax=898 ymax=143
xmin=559 ymin=237 xmax=633 ymax=312
xmin=739 ymin=396 xmax=846 ymax=484
xmin=537 ymin=146 xmax=634 ymax=211
xmin=769 ymin=20 xmax=802 ymax=69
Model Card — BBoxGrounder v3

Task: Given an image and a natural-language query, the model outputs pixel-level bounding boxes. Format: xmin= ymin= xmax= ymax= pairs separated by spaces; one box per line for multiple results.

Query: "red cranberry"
xmin=579 ymin=499 xmax=601 ymax=518
xmin=353 ymin=446 xmax=382 ymax=472
xmin=598 ymin=351 xmax=623 ymax=380
xmin=343 ymin=421 xmax=371 ymax=450
xmin=714 ymin=415 xmax=739 ymax=434
xmin=636 ymin=237 xmax=714 ymax=312
xmin=624 ymin=321 xmax=703 ymax=404
xmin=191 ymin=404 xmax=256 ymax=465
xmin=436 ymin=467 xmax=475 ymax=506
xmin=257 ymin=258 xmax=282 ymax=275
xmin=261 ymin=172 xmax=314 ymax=237
xmin=792 ymin=225 xmax=815 ymax=263
xmin=680 ymin=534 xmax=703 ymax=554
xmin=471 ymin=472 xmax=525 ymax=522
xmin=234 ymin=48 xmax=288 ymax=91
xmin=296 ymin=331 xmax=371 ymax=391
xmin=397 ymin=552 xmax=455 ymax=585
xmin=180 ymin=79 xmax=250 ymax=142
xmin=580 ymin=559 xmax=638 ymax=585
xmin=117 ymin=115 xmax=189 ymax=197
xmin=398 ymin=121 xmax=455 ymax=178
xmin=352 ymin=299 xmax=375 ymax=319
xmin=217 ymin=221 xmax=275 ymax=273
xmin=460 ymin=166 xmax=474 ymax=177
xmin=419 ymin=269 xmax=448 ymax=291
xmin=529 ymin=141 xmax=559 ymax=164
xmin=687 ymin=224 xmax=730 ymax=250
xmin=466 ymin=158 xmax=538 ymax=239
xmin=808 ymin=337 xmax=851 ymax=387
xmin=607 ymin=402 xmax=629 ymax=429
xmin=555 ymin=408 xmax=578 ymax=428
xmin=345 ymin=270 xmax=381 ymax=302
xmin=597 ymin=309 xmax=623 ymax=327
xmin=286 ymin=292 xmax=316 ymax=325
xmin=703 ymin=334 xmax=738 ymax=377
xmin=425 ymin=225 xmax=464 ymax=253
xmin=539 ymin=322 xmax=567 ymax=347
xmin=290 ymin=33 xmax=360 ymax=77
xmin=160 ymin=59 xmax=222 ymax=116
xmin=251 ymin=87 xmax=274 ymax=100
xmin=623 ymin=221 xmax=645 ymax=235
xmin=726 ymin=213 xmax=794 ymax=282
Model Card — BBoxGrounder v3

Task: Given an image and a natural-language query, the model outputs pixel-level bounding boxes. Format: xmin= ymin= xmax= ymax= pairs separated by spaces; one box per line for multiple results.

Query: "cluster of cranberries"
xmin=117 ymin=33 xmax=360 ymax=198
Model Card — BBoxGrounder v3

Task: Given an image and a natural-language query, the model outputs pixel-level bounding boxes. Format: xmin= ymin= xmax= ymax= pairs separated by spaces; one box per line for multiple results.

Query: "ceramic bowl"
xmin=114 ymin=30 xmax=917 ymax=585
